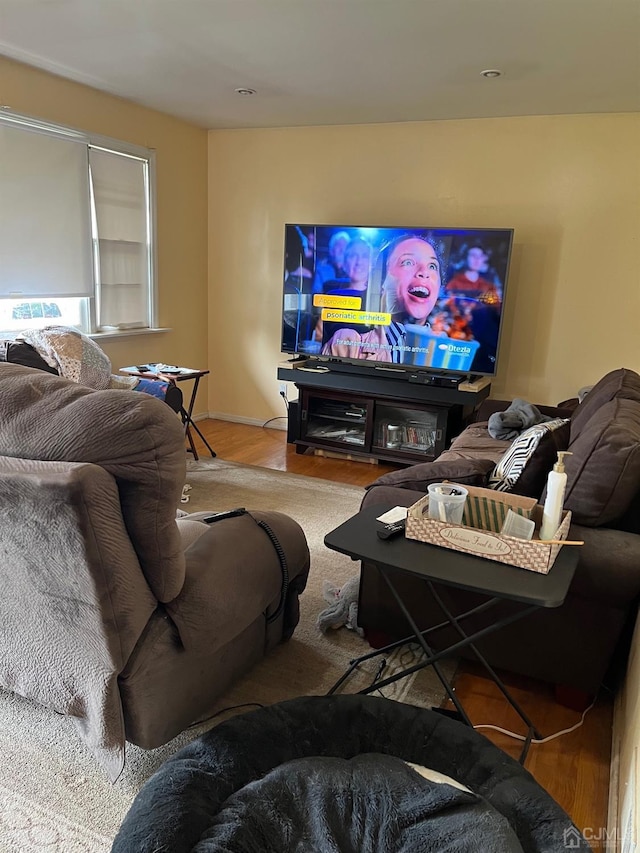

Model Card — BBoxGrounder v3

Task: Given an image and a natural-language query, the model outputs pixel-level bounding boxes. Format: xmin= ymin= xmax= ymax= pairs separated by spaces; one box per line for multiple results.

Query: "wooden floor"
xmin=193 ymin=417 xmax=613 ymax=835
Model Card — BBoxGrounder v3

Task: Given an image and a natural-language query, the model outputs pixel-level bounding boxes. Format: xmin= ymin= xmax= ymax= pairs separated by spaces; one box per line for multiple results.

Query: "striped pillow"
xmin=488 ymin=418 xmax=571 ymax=494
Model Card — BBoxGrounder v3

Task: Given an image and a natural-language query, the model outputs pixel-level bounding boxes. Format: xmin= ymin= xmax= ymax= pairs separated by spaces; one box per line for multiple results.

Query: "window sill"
xmin=89 ymin=327 xmax=171 ymax=341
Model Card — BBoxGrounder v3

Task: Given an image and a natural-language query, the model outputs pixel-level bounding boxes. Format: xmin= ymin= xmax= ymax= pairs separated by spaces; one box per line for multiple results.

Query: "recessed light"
xmin=480 ymin=69 xmax=502 ymax=78
xmin=235 ymin=87 xmax=257 ymax=96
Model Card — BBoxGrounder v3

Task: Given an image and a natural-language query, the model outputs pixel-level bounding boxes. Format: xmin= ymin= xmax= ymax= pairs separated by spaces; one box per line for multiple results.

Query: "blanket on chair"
xmin=17 ymin=326 xmax=141 ymax=392
xmin=18 ymin=326 xmax=113 ymax=389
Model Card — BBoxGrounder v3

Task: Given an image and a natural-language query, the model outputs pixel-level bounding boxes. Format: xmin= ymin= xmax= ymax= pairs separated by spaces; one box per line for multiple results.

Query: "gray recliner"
xmin=0 ymin=363 xmax=310 ymax=779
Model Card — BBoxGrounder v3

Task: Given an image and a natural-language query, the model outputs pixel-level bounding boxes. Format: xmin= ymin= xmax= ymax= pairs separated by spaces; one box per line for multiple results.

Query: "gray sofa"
xmin=0 ymin=364 xmax=310 ymax=778
xmin=360 ymin=368 xmax=640 ymax=695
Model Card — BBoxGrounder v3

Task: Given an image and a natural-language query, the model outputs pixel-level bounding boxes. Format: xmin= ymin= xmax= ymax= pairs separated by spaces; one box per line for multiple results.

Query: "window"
xmin=0 ymin=298 xmax=79 ymax=331
xmin=0 ymin=112 xmax=156 ymax=335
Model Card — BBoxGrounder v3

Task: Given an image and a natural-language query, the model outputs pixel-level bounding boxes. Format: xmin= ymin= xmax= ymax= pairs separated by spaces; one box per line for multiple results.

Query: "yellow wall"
xmin=1 ymin=56 xmax=210 ymax=412
xmin=2 ymin=57 xmax=638 ymax=422
xmin=208 ymin=114 xmax=640 ymax=421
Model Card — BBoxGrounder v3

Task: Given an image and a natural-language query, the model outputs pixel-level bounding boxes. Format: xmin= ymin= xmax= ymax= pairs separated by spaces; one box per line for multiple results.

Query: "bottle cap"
xmin=554 ymin=450 xmax=573 ymax=473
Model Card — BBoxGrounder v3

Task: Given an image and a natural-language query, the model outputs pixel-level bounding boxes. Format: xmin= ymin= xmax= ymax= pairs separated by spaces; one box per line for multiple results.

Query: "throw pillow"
xmin=488 ymin=418 xmax=571 ymax=497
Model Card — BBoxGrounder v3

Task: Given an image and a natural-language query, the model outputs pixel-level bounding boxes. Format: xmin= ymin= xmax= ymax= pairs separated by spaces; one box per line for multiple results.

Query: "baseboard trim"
xmin=203 ymin=411 xmax=287 ymax=431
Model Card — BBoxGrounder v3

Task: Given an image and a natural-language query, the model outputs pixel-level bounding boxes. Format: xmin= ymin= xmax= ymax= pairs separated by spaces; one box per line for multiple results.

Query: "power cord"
xmin=188 ymin=702 xmax=264 ymax=729
xmin=473 ymin=695 xmax=597 ymax=745
xmin=260 ymin=389 xmax=289 ymax=428
xmin=262 ymin=416 xmax=287 ymax=428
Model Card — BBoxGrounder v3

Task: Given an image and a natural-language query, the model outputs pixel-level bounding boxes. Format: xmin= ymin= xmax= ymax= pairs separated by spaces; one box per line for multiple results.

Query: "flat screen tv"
xmin=281 ymin=224 xmax=514 ymax=377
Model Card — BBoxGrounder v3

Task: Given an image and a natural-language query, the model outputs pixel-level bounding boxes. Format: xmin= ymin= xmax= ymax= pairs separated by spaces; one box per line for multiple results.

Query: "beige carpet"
xmin=0 ymin=458 xmax=452 ymax=852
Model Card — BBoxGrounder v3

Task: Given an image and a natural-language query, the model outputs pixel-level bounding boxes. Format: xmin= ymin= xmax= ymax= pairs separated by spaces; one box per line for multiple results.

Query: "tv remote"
xmin=377 ymin=519 xmax=406 ymax=540
xmin=202 ymin=508 xmax=247 ymax=524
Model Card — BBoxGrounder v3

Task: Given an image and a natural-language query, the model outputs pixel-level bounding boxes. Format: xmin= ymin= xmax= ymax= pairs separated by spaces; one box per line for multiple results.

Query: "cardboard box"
xmin=405 ymin=484 xmax=572 ymax=574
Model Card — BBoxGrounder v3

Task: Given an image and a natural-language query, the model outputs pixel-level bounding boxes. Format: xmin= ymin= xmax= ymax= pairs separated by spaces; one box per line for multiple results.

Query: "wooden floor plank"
xmin=191 ymin=417 xmax=613 ymax=831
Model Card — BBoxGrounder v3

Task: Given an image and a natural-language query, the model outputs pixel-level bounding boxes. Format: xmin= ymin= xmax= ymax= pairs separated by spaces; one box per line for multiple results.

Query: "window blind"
xmin=0 ymin=121 xmax=94 ymax=299
xmin=89 ymin=147 xmax=150 ymax=329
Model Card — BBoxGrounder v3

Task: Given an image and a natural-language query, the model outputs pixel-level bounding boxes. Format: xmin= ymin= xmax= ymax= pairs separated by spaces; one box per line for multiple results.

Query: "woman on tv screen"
xmin=282 ymin=224 xmax=512 ymax=376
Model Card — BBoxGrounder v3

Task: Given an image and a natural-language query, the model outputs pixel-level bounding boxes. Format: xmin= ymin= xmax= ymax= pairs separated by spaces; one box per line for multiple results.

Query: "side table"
xmin=120 ymin=364 xmax=216 ymax=461
xmin=324 ymin=503 xmax=579 ymax=762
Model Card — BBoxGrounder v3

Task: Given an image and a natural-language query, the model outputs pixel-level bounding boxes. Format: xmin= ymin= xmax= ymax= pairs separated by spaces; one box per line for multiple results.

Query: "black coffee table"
xmin=324 ymin=503 xmax=580 ymax=762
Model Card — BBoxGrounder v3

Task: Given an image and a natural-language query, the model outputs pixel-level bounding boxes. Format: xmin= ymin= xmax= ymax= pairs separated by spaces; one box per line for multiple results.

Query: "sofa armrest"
xmin=0 ymin=456 xmax=158 ymax=777
xmin=365 ymin=457 xmax=496 ymax=494
xmin=166 ymin=510 xmax=310 ymax=651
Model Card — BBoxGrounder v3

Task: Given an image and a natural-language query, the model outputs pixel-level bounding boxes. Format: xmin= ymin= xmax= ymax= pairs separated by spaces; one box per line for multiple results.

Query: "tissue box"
xmin=405 ymin=484 xmax=572 ymax=574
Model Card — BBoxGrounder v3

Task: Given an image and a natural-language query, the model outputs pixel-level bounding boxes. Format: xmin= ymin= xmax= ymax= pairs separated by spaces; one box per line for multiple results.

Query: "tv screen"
xmin=281 ymin=224 xmax=514 ymax=376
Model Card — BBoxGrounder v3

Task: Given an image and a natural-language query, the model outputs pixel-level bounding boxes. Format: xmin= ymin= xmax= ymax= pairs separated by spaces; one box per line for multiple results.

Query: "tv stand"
xmin=278 ymin=360 xmax=491 ymax=465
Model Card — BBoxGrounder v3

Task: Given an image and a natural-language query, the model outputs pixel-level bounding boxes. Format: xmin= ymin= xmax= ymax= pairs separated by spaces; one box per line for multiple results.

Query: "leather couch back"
xmin=0 ymin=363 xmax=187 ymax=602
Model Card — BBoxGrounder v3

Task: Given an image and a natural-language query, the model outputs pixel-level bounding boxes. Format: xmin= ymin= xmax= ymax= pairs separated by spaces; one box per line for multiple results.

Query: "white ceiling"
xmin=1 ymin=0 xmax=639 ymax=130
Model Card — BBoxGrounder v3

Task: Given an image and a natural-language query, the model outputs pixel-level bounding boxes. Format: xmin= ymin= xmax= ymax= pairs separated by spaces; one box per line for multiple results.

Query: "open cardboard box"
xmin=405 ymin=484 xmax=572 ymax=574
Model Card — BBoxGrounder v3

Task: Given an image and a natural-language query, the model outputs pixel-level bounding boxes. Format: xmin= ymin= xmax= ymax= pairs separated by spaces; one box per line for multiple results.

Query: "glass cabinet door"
xmin=373 ymin=403 xmax=443 ymax=456
xmin=303 ymin=395 xmax=369 ymax=447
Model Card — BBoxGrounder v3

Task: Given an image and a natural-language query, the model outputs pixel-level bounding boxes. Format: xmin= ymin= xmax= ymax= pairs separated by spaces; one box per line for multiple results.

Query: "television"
xmin=281 ymin=224 xmax=514 ymax=378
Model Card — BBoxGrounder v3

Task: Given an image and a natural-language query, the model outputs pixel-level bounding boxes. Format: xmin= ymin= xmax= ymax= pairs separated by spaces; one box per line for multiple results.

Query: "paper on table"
xmin=376 ymin=506 xmax=408 ymax=524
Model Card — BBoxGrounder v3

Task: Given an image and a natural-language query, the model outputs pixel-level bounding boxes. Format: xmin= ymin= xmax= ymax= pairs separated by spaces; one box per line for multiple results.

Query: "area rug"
xmin=0 ymin=458 xmax=453 ymax=852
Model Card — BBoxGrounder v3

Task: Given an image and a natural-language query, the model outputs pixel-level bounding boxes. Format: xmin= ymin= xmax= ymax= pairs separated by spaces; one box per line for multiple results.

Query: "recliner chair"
xmin=0 ymin=363 xmax=310 ymax=779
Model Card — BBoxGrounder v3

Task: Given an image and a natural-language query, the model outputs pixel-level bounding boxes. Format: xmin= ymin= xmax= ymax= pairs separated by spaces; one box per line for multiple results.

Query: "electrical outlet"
xmin=279 ymin=382 xmax=287 ymax=395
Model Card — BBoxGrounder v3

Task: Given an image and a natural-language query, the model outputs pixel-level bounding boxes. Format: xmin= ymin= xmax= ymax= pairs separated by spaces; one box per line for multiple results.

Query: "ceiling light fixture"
xmin=235 ymin=87 xmax=256 ymax=96
xmin=480 ymin=69 xmax=502 ymax=78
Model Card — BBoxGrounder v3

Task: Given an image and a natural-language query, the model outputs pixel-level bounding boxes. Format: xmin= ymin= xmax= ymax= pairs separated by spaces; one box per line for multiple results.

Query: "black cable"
xmin=187 ymin=702 xmax=264 ymax=729
xmin=262 ymin=415 xmax=287 ymax=428
xmin=254 ymin=517 xmax=290 ymax=624
xmin=202 ymin=508 xmax=290 ymax=625
xmin=260 ymin=391 xmax=289 ymax=428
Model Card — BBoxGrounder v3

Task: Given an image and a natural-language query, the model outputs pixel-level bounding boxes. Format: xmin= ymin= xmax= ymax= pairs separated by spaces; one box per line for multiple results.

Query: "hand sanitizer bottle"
xmin=539 ymin=451 xmax=573 ymax=540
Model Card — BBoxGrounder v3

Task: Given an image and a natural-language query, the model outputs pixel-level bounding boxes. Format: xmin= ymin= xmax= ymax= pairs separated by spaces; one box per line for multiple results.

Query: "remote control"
xmin=377 ymin=519 xmax=406 ymax=540
xmin=202 ymin=508 xmax=247 ymax=524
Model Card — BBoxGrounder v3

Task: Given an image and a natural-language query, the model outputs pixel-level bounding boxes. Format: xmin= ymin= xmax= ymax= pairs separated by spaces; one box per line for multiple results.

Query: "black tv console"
xmin=277 ymin=360 xmax=491 ymax=465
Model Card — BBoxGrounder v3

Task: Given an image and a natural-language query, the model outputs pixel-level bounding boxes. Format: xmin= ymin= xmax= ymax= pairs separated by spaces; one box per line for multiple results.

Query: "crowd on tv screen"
xmin=282 ymin=225 xmax=511 ymax=374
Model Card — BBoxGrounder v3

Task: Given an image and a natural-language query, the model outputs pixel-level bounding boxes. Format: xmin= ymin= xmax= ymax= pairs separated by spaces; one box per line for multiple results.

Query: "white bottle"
xmin=539 ymin=451 xmax=572 ymax=540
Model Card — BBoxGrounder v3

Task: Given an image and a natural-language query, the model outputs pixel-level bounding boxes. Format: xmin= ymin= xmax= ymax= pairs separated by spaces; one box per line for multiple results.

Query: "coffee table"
xmin=324 ymin=503 xmax=580 ymax=762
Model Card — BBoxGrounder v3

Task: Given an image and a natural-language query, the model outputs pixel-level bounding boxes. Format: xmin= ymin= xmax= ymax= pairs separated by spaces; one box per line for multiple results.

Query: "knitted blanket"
xmin=18 ymin=326 xmax=113 ymax=390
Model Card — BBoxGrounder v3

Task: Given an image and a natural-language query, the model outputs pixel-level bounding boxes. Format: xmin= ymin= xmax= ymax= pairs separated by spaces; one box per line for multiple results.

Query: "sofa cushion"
xmin=570 ymin=368 xmax=640 ymax=438
xmin=563 ymin=397 xmax=640 ymax=526
xmin=366 ymin=457 xmax=496 ymax=493
xmin=488 ymin=419 xmax=571 ymax=497
xmin=439 ymin=422 xmax=511 ymax=465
